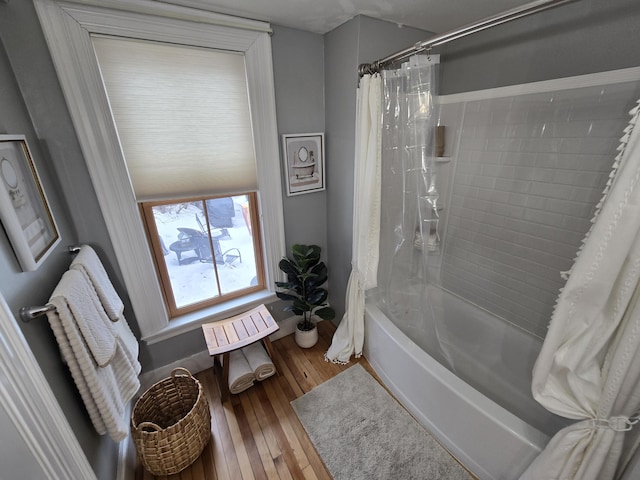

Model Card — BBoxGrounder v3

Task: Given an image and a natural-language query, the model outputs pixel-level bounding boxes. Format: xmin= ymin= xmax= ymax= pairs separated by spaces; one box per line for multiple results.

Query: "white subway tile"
xmin=494 ymin=178 xmax=532 ymax=193
xmin=559 ymin=170 xmax=605 ymax=188
xmin=570 ymin=102 xmax=629 ymax=121
xmin=588 ymin=119 xmax=627 ymax=138
xmin=459 ymin=137 xmax=486 ymax=150
xmin=502 ymin=152 xmax=538 ymax=166
xmin=524 ymin=195 xmax=548 ymax=210
xmin=560 ymin=137 xmax=618 ymax=155
xmin=531 ymin=168 xmax=556 ymax=182
xmin=521 ymin=138 xmax=563 ymax=153
xmin=545 ymin=121 xmax=593 ymax=138
xmin=486 ymin=138 xmax=522 ymax=152
xmin=544 ymin=198 xmax=593 ymax=218
xmin=578 ymin=154 xmax=614 ymax=172
xmin=530 ymin=182 xmax=572 ymax=200
xmin=439 ymin=82 xmax=635 ymax=337
xmin=522 ymin=207 xmax=565 ymax=227
xmin=463 ymin=110 xmax=493 ymax=126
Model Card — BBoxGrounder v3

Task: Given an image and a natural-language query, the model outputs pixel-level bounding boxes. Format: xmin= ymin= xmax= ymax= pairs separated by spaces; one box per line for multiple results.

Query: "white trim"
xmin=138 ymin=350 xmax=215 ymax=394
xmin=0 ymin=292 xmax=97 ymax=479
xmin=143 ymin=290 xmax=277 ymax=345
xmin=34 ymin=0 xmax=286 ymax=339
xmin=247 ymin=33 xmax=288 ymax=286
xmin=439 ymin=66 xmax=640 ymax=104
xmin=115 ymin=404 xmax=134 ymax=480
xmin=58 ymin=0 xmax=272 ymax=33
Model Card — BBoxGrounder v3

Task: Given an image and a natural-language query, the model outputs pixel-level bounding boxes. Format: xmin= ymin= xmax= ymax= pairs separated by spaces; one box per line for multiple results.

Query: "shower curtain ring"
xmin=426 ymin=47 xmax=432 ymax=62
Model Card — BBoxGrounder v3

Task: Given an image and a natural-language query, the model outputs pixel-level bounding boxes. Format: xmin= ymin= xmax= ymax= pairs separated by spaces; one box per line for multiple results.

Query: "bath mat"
xmin=291 ymin=364 xmax=472 ymax=480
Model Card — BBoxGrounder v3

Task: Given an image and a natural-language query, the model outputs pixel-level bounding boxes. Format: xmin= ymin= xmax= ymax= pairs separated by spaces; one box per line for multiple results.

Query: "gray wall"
xmin=0 ymin=3 xmax=327 ymax=477
xmin=440 ymin=0 xmax=640 ymax=94
xmin=0 ymin=10 xmax=120 ymax=480
xmin=0 ymin=4 xmax=329 ymax=375
xmin=272 ymin=25 xmax=327 ymax=254
xmin=325 ymin=16 xmax=431 ymax=320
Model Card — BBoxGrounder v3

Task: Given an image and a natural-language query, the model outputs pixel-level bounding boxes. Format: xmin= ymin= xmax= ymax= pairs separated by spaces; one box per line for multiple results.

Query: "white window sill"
xmin=141 ymin=289 xmax=277 ymax=345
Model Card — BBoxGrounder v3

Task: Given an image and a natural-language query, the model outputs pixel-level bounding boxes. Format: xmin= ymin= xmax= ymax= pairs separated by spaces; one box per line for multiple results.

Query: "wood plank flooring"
xmin=134 ymin=320 xmax=371 ymax=480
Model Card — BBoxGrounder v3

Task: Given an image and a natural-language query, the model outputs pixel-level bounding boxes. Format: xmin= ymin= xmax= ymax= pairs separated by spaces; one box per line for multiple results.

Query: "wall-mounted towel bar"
xmin=19 ymin=245 xmax=81 ymax=322
xmin=20 ymin=304 xmax=56 ymax=322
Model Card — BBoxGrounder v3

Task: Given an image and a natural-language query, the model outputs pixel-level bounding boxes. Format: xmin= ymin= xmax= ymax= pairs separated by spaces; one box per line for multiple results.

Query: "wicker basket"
xmin=131 ymin=367 xmax=211 ymax=475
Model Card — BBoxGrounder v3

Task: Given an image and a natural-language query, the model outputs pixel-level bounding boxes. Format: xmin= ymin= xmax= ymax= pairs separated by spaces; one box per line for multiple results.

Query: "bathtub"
xmin=363 ymin=285 xmax=566 ymax=480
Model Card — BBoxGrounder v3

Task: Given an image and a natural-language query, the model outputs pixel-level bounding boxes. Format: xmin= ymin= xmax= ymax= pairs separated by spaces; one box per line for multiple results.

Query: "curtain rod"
xmin=358 ymin=0 xmax=580 ymax=76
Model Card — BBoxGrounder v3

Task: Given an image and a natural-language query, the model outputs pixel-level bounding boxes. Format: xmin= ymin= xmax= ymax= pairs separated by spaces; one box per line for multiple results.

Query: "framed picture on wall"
xmin=0 ymin=135 xmax=60 ymax=271
xmin=282 ymin=133 xmax=326 ymax=196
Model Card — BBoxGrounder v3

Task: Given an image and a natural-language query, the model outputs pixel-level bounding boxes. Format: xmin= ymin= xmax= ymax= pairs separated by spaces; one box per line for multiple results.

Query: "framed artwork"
xmin=282 ymin=133 xmax=325 ymax=196
xmin=0 ymin=135 xmax=60 ymax=271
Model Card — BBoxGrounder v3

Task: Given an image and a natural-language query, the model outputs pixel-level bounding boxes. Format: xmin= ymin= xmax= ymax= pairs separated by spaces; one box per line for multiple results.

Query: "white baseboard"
xmin=138 ymin=351 xmax=213 ymax=393
xmin=269 ymin=315 xmax=298 ymax=341
xmin=116 ymin=404 xmax=135 ymax=480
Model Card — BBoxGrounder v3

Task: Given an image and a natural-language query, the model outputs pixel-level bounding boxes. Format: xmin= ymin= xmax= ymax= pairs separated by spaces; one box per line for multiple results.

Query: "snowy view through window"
xmin=152 ymin=196 xmax=260 ymax=309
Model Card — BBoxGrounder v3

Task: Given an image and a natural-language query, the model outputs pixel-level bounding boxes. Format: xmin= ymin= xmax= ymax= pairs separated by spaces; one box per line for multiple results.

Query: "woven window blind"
xmin=92 ymin=36 xmax=257 ymax=201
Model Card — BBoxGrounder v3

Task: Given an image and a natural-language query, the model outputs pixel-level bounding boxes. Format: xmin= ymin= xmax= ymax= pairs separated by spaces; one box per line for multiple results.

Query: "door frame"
xmin=0 ymin=292 xmax=97 ymax=479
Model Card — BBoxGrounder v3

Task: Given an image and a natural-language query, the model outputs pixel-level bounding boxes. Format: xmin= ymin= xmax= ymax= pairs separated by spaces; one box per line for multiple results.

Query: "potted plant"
xmin=275 ymin=244 xmax=335 ymax=348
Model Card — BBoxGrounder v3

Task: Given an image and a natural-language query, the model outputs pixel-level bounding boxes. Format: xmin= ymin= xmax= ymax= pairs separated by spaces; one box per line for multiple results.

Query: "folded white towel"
xmin=71 ymin=245 xmax=124 ymax=321
xmin=71 ymin=245 xmax=140 ymax=371
xmin=47 ymin=271 xmax=140 ymax=441
xmin=47 ymin=306 xmax=108 ymax=435
xmin=49 ymin=270 xmax=116 ymax=367
xmin=226 ymin=350 xmax=255 ymax=394
xmin=242 ymin=342 xmax=276 ymax=381
xmin=113 ymin=315 xmax=141 ymax=375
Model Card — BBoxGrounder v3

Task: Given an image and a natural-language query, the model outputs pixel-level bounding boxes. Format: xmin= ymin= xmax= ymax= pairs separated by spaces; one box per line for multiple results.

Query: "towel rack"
xmin=20 ymin=304 xmax=57 ymax=322
xmin=19 ymin=245 xmax=81 ymax=322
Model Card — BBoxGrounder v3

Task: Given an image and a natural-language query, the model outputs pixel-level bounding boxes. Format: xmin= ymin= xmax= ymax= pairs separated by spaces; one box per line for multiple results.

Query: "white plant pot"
xmin=295 ymin=324 xmax=318 ymax=348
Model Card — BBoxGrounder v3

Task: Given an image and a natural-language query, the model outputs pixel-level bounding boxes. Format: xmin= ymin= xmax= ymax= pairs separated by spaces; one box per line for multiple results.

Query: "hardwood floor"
xmin=134 ymin=320 xmax=377 ymax=480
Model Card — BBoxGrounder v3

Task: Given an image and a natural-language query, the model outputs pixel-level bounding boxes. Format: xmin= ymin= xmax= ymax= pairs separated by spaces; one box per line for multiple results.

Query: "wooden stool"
xmin=202 ymin=304 xmax=279 ymax=401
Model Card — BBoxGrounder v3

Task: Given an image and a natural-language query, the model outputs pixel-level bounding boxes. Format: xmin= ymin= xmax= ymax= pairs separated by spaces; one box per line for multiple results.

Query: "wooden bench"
xmin=202 ymin=304 xmax=279 ymax=401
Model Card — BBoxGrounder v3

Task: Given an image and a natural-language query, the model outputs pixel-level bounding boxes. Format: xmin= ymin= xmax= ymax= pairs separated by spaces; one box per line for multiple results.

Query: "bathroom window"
xmin=36 ymin=1 xmax=285 ymax=339
xmin=141 ymin=194 xmax=265 ymax=317
xmin=93 ymin=36 xmax=271 ymax=319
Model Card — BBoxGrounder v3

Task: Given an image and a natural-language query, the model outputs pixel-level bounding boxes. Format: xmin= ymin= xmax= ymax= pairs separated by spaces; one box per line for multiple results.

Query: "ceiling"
xmin=158 ymin=0 xmax=542 ymax=35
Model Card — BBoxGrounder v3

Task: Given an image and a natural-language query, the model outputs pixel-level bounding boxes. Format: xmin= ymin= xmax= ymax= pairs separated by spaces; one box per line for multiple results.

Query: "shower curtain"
xmin=521 ymin=99 xmax=640 ymax=480
xmin=376 ymin=56 xmax=440 ymax=323
xmin=325 ymin=74 xmax=382 ymax=364
xmin=326 ymin=56 xmax=438 ymax=364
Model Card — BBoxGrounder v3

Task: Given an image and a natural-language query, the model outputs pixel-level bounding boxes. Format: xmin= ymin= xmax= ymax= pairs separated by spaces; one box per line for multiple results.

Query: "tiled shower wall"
xmin=438 ymin=81 xmax=640 ymax=338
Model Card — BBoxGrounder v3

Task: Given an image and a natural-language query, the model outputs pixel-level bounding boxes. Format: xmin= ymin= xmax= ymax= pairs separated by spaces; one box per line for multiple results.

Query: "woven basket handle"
xmin=171 ymin=367 xmax=193 ymax=379
xmin=138 ymin=421 xmax=162 ymax=432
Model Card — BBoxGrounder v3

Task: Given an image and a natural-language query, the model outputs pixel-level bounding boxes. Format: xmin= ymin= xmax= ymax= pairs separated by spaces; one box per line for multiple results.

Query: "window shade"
xmin=92 ymin=36 xmax=257 ymax=201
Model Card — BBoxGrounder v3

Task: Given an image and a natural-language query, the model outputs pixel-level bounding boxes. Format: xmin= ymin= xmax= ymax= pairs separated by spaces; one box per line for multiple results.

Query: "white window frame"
xmin=34 ymin=0 xmax=286 ymax=342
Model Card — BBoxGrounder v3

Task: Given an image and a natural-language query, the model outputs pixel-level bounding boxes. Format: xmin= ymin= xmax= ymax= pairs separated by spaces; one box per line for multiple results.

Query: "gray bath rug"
xmin=291 ymin=364 xmax=472 ymax=480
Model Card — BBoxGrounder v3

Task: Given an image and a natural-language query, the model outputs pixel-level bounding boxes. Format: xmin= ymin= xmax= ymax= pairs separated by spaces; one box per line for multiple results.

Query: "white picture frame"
xmin=282 ymin=133 xmax=326 ymax=196
xmin=0 ymin=135 xmax=61 ymax=271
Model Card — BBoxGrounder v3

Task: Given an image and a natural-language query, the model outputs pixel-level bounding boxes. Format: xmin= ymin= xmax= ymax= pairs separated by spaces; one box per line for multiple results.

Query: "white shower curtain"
xmin=521 ymin=99 xmax=640 ymax=480
xmin=325 ymin=74 xmax=382 ymax=364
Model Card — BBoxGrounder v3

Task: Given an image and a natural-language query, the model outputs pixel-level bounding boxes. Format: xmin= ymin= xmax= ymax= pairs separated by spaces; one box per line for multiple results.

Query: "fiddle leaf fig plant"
xmin=275 ymin=244 xmax=336 ymax=331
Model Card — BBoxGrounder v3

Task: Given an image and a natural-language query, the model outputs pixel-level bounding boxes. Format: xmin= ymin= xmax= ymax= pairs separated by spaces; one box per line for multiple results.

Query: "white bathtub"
xmin=363 ymin=286 xmax=565 ymax=480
